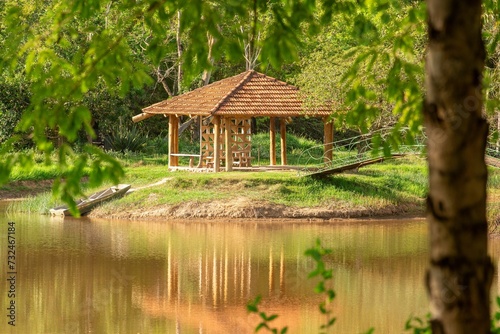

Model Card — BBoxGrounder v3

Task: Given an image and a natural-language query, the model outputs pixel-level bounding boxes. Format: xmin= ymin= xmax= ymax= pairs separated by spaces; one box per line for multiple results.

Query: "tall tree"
xmin=1 ymin=2 xmax=498 ymax=332
xmin=0 ymin=0 xmax=317 ymax=210
xmin=424 ymin=0 xmax=493 ymax=332
xmin=295 ymin=0 xmax=426 ymax=145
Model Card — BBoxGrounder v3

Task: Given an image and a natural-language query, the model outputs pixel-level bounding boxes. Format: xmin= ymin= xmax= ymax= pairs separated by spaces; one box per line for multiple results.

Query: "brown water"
xmin=0 ymin=211 xmax=499 ymax=334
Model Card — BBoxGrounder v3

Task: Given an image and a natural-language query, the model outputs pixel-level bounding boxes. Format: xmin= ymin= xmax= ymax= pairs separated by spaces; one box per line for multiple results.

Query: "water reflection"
xmin=2 ymin=212 xmax=496 ymax=333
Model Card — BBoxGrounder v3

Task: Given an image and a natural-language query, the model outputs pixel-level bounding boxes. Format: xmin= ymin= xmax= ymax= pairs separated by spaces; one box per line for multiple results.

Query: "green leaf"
xmin=315 ymin=281 xmax=325 ymax=294
xmin=322 ymin=269 xmax=333 ymax=280
xmin=247 ymin=295 xmax=262 ymax=313
xmin=327 ymin=289 xmax=336 ymax=301
xmin=380 ymin=12 xmax=391 ymax=24
xmin=266 ymin=314 xmax=278 ymax=322
xmin=304 ymin=248 xmax=321 ymax=261
xmin=308 ymin=268 xmax=321 ymax=278
xmin=255 ymin=322 xmax=268 ymax=332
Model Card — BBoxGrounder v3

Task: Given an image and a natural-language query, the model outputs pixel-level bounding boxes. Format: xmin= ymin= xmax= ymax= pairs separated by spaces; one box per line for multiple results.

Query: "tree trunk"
xmin=201 ymin=33 xmax=215 ymax=86
xmin=424 ymin=1 xmax=494 ymax=333
xmin=176 ymin=10 xmax=183 ymax=94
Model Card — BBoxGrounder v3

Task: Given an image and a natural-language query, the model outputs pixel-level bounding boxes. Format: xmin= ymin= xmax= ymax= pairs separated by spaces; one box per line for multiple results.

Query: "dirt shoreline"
xmin=0 ymin=180 xmax=54 ymax=200
xmin=1 ymin=180 xmax=426 ymax=221
xmin=89 ymin=196 xmax=425 ymax=221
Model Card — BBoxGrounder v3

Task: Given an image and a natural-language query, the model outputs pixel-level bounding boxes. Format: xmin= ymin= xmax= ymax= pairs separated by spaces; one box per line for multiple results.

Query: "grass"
xmin=9 ymin=164 xmax=65 ymax=181
xmin=7 ymin=193 xmax=55 ymax=215
xmin=6 ymin=155 xmax=430 ymax=216
xmin=6 ymin=144 xmax=500 ymax=224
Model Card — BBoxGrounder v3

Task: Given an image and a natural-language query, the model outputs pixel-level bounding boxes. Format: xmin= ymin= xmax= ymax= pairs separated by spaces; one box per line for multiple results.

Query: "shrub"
xmin=146 ymin=136 xmax=169 ymax=155
xmin=105 ymin=125 xmax=151 ymax=153
xmin=251 ymin=132 xmax=322 ymax=159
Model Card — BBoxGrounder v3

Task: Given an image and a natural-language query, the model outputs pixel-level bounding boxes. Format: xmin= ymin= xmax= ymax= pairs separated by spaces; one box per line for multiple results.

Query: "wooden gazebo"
xmin=132 ymin=70 xmax=333 ymax=172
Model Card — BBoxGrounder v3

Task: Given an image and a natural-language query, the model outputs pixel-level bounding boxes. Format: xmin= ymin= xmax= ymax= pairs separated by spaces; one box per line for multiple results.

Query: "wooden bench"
xmin=170 ymin=154 xmax=201 ymax=167
xmin=205 ymin=156 xmax=226 ymax=168
xmin=233 ymin=151 xmax=252 ymax=167
xmin=205 ymin=152 xmax=253 ymax=168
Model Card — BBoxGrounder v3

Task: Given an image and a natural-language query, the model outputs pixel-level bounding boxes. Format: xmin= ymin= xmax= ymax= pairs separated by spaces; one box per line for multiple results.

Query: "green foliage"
xmin=295 ymin=0 xmax=426 ymax=149
xmin=492 ymin=296 xmax=500 ymax=333
xmin=10 ymin=155 xmax=430 ymax=215
xmin=305 ymin=239 xmax=337 ymax=333
xmin=84 ymin=86 xmax=166 ymax=140
xmin=145 ymin=136 xmax=169 ymax=155
xmin=0 ymin=0 xmax=149 ymax=205
xmin=483 ymin=0 xmax=500 ymax=140
xmin=404 ymin=314 xmax=431 ymax=334
xmin=249 ymin=238 xmax=379 ymax=333
xmin=251 ymin=132 xmax=322 ymax=161
xmin=8 ymin=192 xmax=58 ymax=215
xmin=246 ymin=231 xmax=500 ymax=334
xmin=247 ymin=296 xmax=288 ymax=334
xmin=105 ymin=125 xmax=151 ymax=153
xmin=0 ymin=0 xmax=324 ymax=207
xmin=0 ymin=79 xmax=31 ymax=147
xmin=254 ymin=117 xmax=326 ymax=142
xmin=247 ymin=238 xmax=340 ymax=334
xmin=178 ymin=135 xmax=201 ymax=154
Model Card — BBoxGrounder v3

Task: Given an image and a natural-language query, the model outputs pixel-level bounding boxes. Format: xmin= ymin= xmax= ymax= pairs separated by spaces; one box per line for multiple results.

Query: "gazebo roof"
xmin=141 ymin=70 xmax=331 ymax=117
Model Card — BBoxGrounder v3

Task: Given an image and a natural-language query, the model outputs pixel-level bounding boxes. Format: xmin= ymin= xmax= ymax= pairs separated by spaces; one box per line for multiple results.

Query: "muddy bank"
xmin=89 ymin=196 xmax=424 ymax=220
xmin=0 ymin=180 xmax=54 ymax=200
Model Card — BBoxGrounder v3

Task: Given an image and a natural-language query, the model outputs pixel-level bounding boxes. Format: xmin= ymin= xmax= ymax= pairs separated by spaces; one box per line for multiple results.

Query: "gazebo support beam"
xmin=280 ymin=118 xmax=287 ymax=165
xmin=270 ymin=117 xmax=276 ymax=166
xmin=323 ymin=117 xmax=334 ymax=163
xmin=168 ymin=115 xmax=179 ymax=168
xmin=173 ymin=116 xmax=179 ymax=166
xmin=213 ymin=116 xmax=221 ymax=172
xmin=132 ymin=112 xmax=155 ymax=123
xmin=225 ymin=119 xmax=233 ymax=172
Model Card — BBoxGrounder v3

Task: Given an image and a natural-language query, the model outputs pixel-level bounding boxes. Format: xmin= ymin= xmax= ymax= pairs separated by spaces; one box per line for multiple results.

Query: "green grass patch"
xmin=9 ymin=152 xmax=500 ymax=222
xmin=18 ymin=156 xmax=430 ymax=215
xmin=9 ymin=164 xmax=64 ymax=181
xmin=5 ymin=156 xmax=427 ymax=215
xmin=7 ymin=193 xmax=56 ymax=215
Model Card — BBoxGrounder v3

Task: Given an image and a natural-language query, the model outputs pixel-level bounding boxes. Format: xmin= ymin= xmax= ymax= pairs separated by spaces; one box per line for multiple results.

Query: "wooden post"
xmin=173 ymin=116 xmax=179 ymax=166
xmin=269 ymin=117 xmax=276 ymax=166
xmin=323 ymin=117 xmax=334 ymax=163
xmin=280 ymin=118 xmax=287 ymax=165
xmin=213 ymin=116 xmax=221 ymax=172
xmin=225 ymin=119 xmax=233 ymax=172
xmin=168 ymin=115 xmax=175 ymax=168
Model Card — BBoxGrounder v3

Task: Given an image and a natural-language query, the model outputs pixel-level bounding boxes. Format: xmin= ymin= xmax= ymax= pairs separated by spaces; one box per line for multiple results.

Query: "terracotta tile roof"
xmin=141 ymin=70 xmax=331 ymax=117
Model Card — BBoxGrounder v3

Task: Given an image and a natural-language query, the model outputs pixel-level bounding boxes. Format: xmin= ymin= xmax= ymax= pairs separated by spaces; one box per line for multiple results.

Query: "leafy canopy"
xmin=0 ymin=0 xmax=319 ymax=212
xmin=0 ymin=0 xmax=498 ymax=212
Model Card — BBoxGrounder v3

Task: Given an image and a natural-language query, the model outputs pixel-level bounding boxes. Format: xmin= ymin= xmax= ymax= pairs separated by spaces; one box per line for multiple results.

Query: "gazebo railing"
xmin=296 ymin=127 xmax=426 ymax=176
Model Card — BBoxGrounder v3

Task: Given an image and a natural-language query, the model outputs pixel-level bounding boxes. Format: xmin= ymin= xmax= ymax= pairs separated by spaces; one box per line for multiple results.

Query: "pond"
xmin=1 ymin=210 xmax=499 ymax=334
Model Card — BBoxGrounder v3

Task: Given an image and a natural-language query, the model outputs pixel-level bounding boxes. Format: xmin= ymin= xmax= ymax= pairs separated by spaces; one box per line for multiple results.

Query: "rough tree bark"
xmin=424 ymin=0 xmax=494 ymax=333
xmin=176 ymin=10 xmax=183 ymax=95
xmin=201 ymin=33 xmax=215 ymax=86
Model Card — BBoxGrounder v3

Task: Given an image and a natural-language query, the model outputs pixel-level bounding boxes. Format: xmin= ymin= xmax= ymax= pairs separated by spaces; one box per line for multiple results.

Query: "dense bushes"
xmin=251 ymin=132 xmax=323 ymax=161
xmin=0 ymin=81 xmax=31 ymax=148
xmin=104 ymin=126 xmax=152 ymax=153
